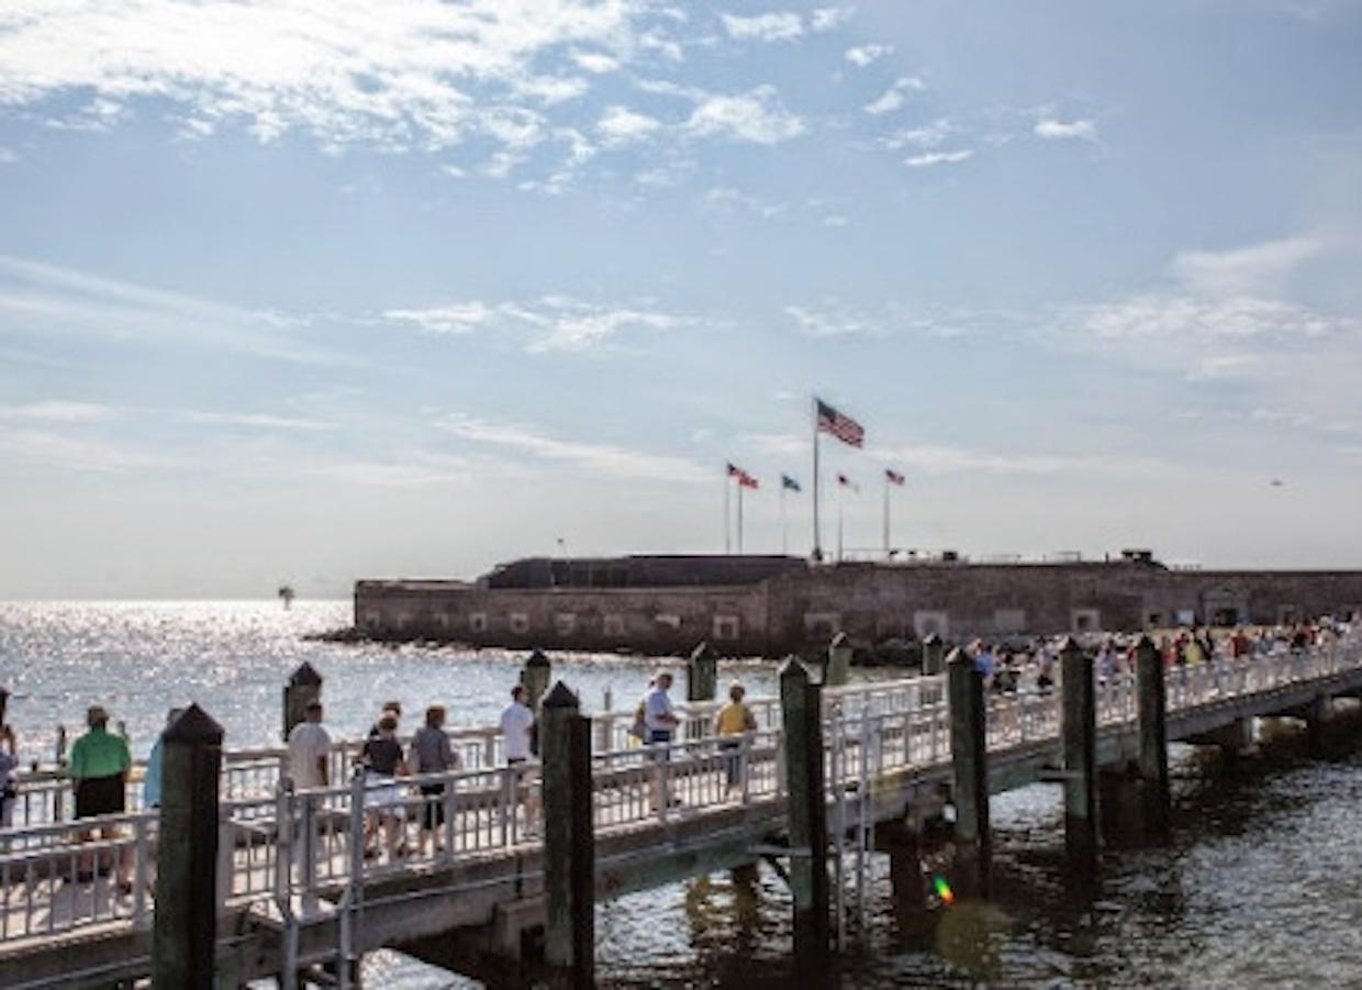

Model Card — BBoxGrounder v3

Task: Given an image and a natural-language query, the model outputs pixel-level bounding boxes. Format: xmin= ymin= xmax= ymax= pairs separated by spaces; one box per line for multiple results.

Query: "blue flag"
xmin=781 ymin=474 xmax=801 ymax=492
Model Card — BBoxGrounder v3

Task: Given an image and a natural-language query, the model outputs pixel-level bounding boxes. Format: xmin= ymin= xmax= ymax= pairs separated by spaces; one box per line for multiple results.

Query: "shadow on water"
xmin=599 ymin=702 xmax=1362 ymax=988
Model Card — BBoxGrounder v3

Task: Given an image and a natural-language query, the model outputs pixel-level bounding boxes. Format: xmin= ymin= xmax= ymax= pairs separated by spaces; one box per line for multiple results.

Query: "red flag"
xmin=816 ymin=398 xmax=865 ymax=448
xmin=886 ymin=468 xmax=906 ymax=486
xmin=739 ymin=473 xmax=759 ymax=490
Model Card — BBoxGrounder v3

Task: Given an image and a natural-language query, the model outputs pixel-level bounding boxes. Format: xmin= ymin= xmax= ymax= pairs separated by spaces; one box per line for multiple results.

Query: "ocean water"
xmin=2 ymin=600 xmax=1359 ymax=988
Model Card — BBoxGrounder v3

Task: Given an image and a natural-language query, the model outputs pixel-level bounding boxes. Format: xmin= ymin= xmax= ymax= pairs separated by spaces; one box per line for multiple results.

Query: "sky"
xmin=1 ymin=0 xmax=1361 ymax=599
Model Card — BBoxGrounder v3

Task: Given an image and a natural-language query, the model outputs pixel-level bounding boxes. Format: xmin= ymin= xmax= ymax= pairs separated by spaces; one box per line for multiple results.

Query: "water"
xmin=3 ymin=601 xmax=1360 ymax=988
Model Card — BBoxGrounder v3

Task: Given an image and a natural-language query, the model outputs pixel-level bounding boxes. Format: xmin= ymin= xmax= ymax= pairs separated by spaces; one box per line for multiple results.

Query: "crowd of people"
xmin=961 ymin=617 xmax=1356 ymax=695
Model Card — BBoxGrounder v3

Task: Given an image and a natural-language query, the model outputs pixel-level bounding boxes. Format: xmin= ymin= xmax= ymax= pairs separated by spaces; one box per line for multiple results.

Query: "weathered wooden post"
xmin=1060 ymin=637 xmax=1098 ymax=871
xmin=922 ymin=634 xmax=945 ymax=676
xmin=825 ymin=632 xmax=853 ymax=688
xmin=779 ymin=657 xmax=830 ymax=969
xmin=521 ymin=650 xmax=552 ymax=712
xmin=0 ymin=687 xmax=9 ymax=725
xmin=1134 ymin=635 xmax=1170 ymax=834
xmin=541 ymin=682 xmax=594 ymax=989
xmin=153 ymin=704 xmax=224 ymax=990
xmin=947 ymin=647 xmax=989 ymax=897
xmin=687 ymin=641 xmax=718 ymax=704
xmin=281 ymin=661 xmax=323 ymax=742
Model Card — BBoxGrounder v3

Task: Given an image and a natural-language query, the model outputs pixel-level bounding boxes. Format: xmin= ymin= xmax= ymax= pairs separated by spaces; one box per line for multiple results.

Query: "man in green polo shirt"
xmin=69 ymin=705 xmax=132 ymax=890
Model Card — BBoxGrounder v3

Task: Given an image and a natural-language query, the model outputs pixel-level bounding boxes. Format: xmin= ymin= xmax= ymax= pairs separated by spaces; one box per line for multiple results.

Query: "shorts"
xmin=362 ymin=773 xmax=406 ymax=819
xmin=647 ymin=729 xmax=672 ymax=761
xmin=419 ymin=783 xmax=445 ymax=830
xmin=75 ymin=774 xmax=125 ymax=819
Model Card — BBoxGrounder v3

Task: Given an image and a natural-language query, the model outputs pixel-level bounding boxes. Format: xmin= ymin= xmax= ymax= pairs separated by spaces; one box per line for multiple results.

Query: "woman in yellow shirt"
xmin=714 ymin=683 xmax=757 ymax=793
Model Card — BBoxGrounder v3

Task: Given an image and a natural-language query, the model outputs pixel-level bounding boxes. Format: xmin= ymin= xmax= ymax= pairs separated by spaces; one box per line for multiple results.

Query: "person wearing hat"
xmin=69 ymin=705 xmax=132 ymax=890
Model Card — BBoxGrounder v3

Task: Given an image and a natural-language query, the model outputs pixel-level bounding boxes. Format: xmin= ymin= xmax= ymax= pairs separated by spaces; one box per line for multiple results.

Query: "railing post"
xmin=132 ymin=814 xmax=151 ymax=929
xmin=1060 ymin=638 xmax=1098 ymax=873
xmin=687 ymin=641 xmax=718 ymax=739
xmin=826 ymin=632 xmax=853 ymax=688
xmin=779 ymin=657 xmax=830 ymax=970
xmin=282 ymin=662 xmax=323 ymax=744
xmin=947 ymin=647 xmax=989 ymax=897
xmin=1134 ymin=637 xmax=1170 ymax=834
xmin=921 ymin=634 xmax=945 ymax=676
xmin=542 ymin=681 xmax=594 ymax=989
xmin=153 ymin=705 xmax=224 ymax=990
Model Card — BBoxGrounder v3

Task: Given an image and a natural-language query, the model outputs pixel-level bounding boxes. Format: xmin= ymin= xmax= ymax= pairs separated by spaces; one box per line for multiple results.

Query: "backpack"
xmin=629 ymin=702 xmax=647 ymax=740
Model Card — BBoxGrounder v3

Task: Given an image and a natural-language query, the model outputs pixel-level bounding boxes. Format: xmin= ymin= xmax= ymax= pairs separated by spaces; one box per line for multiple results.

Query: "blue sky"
xmin=1 ymin=0 xmax=1360 ymax=598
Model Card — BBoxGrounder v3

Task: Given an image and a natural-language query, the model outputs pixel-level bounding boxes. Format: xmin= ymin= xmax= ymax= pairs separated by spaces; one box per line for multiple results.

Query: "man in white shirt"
xmin=500 ymin=685 xmax=539 ymax=833
xmin=287 ymin=701 xmax=331 ymax=789
xmin=644 ymin=672 xmax=681 ymax=812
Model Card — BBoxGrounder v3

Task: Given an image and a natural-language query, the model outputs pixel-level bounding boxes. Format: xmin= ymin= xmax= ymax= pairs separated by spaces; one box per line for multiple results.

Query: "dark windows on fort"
xmin=713 ymin=616 xmax=740 ymax=641
xmin=469 ymin=612 xmax=488 ymax=634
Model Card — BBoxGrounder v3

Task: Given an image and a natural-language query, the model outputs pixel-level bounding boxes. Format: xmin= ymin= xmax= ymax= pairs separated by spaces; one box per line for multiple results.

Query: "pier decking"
xmin=1 ymin=635 xmax=1359 ymax=988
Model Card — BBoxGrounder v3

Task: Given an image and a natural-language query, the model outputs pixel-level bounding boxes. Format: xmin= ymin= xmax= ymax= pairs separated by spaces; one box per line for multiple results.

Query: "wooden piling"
xmin=521 ymin=650 xmax=552 ymax=712
xmin=281 ymin=661 xmax=323 ymax=743
xmin=921 ymin=634 xmax=945 ymax=676
xmin=1060 ymin=637 xmax=1098 ymax=871
xmin=1134 ymin=635 xmax=1170 ymax=833
xmin=153 ymin=704 xmax=224 ymax=990
xmin=825 ymin=632 xmax=853 ymax=688
xmin=946 ymin=647 xmax=990 ymax=897
xmin=541 ymin=681 xmax=594 ymax=989
xmin=778 ymin=657 xmax=830 ymax=969
xmin=686 ymin=641 xmax=719 ymax=739
xmin=0 ymin=687 xmax=8 ymax=725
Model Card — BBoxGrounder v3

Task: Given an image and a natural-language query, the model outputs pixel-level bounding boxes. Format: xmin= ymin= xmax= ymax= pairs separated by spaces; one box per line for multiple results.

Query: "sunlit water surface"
xmin=3 ymin=601 xmax=1359 ymax=988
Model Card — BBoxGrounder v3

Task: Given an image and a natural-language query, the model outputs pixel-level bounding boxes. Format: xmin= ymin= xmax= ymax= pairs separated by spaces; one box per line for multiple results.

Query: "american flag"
xmin=727 ymin=462 xmax=758 ymax=488
xmin=837 ymin=473 xmax=859 ymax=493
xmin=816 ymin=398 xmax=865 ymax=448
xmin=781 ymin=474 xmax=801 ymax=492
xmin=885 ymin=468 xmax=906 ymax=486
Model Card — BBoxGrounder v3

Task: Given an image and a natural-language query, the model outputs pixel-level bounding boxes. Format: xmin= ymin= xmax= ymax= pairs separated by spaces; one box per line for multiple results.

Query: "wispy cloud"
xmin=684 ymin=85 xmax=805 ymax=144
xmin=437 ymin=414 xmax=710 ymax=483
xmin=0 ymin=427 xmax=181 ymax=473
xmin=721 ymin=11 xmax=804 ymax=43
xmin=1171 ymin=236 xmax=1324 ymax=298
xmin=863 ymin=76 xmax=925 ymax=116
xmin=810 ymin=7 xmax=854 ymax=31
xmin=845 ymin=44 xmax=892 ymax=68
xmin=596 ymin=105 xmax=662 ymax=147
xmin=904 ymin=149 xmax=972 ymax=168
xmin=0 ymin=401 xmax=118 ymax=423
xmin=0 ymin=255 xmax=341 ymax=364
xmin=180 ymin=411 xmax=336 ymax=431
xmin=384 ymin=296 xmax=687 ymax=352
xmin=1034 ymin=118 xmax=1097 ymax=141
xmin=705 ymin=186 xmax=786 ymax=218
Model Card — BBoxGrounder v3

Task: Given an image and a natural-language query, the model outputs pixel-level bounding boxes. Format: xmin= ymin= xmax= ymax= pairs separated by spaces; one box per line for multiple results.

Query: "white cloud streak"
xmin=437 ymin=414 xmax=710 ymax=482
xmin=684 ymin=85 xmax=805 ymax=144
xmin=904 ymin=149 xmax=972 ymax=168
xmin=720 ymin=11 xmax=804 ymax=42
xmin=845 ymin=44 xmax=892 ymax=68
xmin=384 ymin=296 xmax=686 ymax=352
xmin=863 ymin=76 xmax=925 ymax=116
xmin=1034 ymin=118 xmax=1097 ymax=141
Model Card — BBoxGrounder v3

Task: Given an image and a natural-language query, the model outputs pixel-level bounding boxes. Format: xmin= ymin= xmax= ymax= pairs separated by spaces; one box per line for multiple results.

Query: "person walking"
xmin=142 ymin=707 xmax=185 ymax=809
xmin=645 ymin=672 xmax=681 ymax=811
xmin=0 ymin=722 xmax=16 ymax=829
xmin=361 ymin=714 xmax=409 ymax=861
xmin=286 ymin=700 xmax=331 ymax=790
xmin=500 ymin=685 xmax=539 ymax=835
xmin=713 ymin=683 xmax=757 ymax=794
xmin=410 ymin=705 xmax=460 ymax=855
xmin=69 ymin=705 xmax=132 ymax=890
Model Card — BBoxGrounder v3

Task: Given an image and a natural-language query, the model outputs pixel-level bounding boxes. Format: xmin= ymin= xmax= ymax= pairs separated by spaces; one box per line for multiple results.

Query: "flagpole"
xmin=883 ymin=473 xmax=890 ymax=558
xmin=724 ymin=470 xmax=731 ymax=555
xmin=812 ymin=399 xmax=822 ymax=561
xmin=828 ymin=482 xmax=838 ymax=566
xmin=780 ymin=485 xmax=788 ymax=555
xmin=737 ymin=481 xmax=744 ymax=555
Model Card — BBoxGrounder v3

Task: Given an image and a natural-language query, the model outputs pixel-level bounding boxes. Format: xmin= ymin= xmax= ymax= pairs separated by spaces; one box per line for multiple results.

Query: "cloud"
xmin=0 ymin=147 xmax=17 ymax=164
xmin=0 ymin=255 xmax=341 ymax=364
xmin=384 ymin=296 xmax=686 ymax=352
xmin=904 ymin=149 xmax=972 ymax=168
xmin=436 ymin=414 xmax=710 ymax=483
xmin=1185 ymin=353 xmax=1265 ymax=381
xmin=1077 ymin=294 xmax=1355 ymax=341
xmin=0 ymin=1 xmax=674 ymax=158
xmin=705 ymin=186 xmax=786 ymax=218
xmin=0 ymin=401 xmax=118 ymax=423
xmin=863 ymin=76 xmax=926 ymax=116
xmin=786 ymin=305 xmax=872 ymax=337
xmin=597 ymin=105 xmax=662 ymax=146
xmin=845 ymin=44 xmax=892 ymax=68
xmin=785 ymin=302 xmax=981 ymax=338
xmin=810 ymin=7 xmax=854 ymax=31
xmin=881 ymin=118 xmax=952 ymax=150
xmin=720 ymin=12 xmax=804 ymax=42
xmin=0 ymin=427 xmax=180 ymax=473
xmin=1171 ymin=236 xmax=1325 ymax=298
xmin=684 ymin=85 xmax=805 ymax=144
xmin=1034 ymin=118 xmax=1097 ymax=141
xmin=180 ymin=411 xmax=336 ymax=431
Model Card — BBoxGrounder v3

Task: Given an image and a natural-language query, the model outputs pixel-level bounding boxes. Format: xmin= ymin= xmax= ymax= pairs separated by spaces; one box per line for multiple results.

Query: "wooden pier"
xmin=0 ymin=633 xmax=1359 ymax=988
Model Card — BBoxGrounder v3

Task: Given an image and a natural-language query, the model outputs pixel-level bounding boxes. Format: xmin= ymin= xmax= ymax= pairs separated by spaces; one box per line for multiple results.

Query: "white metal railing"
xmin=0 ymin=630 xmax=1358 ymax=956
